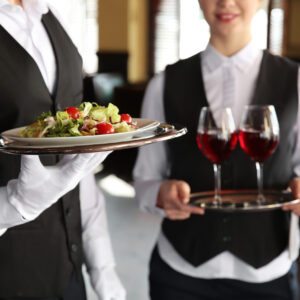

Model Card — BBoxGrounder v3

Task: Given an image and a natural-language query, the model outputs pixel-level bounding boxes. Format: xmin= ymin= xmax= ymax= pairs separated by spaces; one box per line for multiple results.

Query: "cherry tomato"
xmin=120 ymin=113 xmax=132 ymax=124
xmin=64 ymin=106 xmax=80 ymax=120
xmin=96 ymin=122 xmax=115 ymax=135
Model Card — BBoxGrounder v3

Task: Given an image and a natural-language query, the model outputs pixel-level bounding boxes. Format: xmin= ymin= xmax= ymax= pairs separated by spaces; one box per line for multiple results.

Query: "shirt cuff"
xmin=0 ymin=186 xmax=28 ymax=231
xmin=134 ymin=180 xmax=166 ymax=217
xmin=6 ymin=179 xmax=36 ymax=221
xmin=0 ymin=229 xmax=7 ymax=237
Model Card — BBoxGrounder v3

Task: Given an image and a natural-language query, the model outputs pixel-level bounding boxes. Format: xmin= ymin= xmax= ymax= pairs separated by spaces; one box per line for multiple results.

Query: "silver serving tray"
xmin=189 ymin=190 xmax=300 ymax=212
xmin=0 ymin=124 xmax=187 ymax=155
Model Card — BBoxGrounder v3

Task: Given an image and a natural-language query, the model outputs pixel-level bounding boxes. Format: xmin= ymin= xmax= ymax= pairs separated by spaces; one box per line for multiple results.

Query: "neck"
xmin=7 ymin=0 xmax=22 ymax=6
xmin=210 ymin=32 xmax=252 ymax=57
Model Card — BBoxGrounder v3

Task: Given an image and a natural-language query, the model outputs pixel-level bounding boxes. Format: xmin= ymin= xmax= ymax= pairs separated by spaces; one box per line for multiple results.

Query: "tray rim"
xmin=0 ymin=124 xmax=187 ymax=155
xmin=189 ymin=189 xmax=300 ymax=212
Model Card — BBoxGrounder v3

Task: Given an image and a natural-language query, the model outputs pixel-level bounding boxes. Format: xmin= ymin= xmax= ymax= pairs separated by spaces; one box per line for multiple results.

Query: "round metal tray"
xmin=0 ymin=124 xmax=187 ymax=155
xmin=189 ymin=190 xmax=300 ymax=212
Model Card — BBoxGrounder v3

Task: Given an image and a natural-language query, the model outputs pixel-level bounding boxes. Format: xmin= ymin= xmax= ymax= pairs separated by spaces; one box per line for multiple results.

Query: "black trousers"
xmin=150 ymin=246 xmax=299 ymax=300
xmin=0 ymin=271 xmax=86 ymax=300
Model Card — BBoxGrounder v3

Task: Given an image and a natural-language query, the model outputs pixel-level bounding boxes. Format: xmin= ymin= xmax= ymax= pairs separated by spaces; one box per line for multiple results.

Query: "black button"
xmin=66 ymin=208 xmax=72 ymax=217
xmin=223 ymin=160 xmax=231 ymax=167
xmin=222 ymin=217 xmax=229 ymax=223
xmin=223 ymin=178 xmax=232 ymax=185
xmin=222 ymin=236 xmax=232 ymax=242
xmin=56 ymin=103 xmax=62 ymax=111
xmin=71 ymin=244 xmax=78 ymax=253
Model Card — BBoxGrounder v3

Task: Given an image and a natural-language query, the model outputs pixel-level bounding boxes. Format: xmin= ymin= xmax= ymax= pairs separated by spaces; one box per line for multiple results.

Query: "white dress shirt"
xmin=0 ymin=1 xmax=121 ymax=299
xmin=134 ymin=40 xmax=300 ymax=283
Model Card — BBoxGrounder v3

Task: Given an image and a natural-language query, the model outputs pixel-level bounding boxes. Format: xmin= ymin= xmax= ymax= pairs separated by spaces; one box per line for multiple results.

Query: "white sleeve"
xmin=80 ymin=174 xmax=123 ymax=299
xmin=133 ymin=72 xmax=168 ymax=217
xmin=0 ymin=187 xmax=28 ymax=236
xmin=292 ymin=67 xmax=300 ymax=177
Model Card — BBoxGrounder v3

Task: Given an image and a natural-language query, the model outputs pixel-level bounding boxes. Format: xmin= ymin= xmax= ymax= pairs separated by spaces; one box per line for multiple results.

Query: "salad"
xmin=20 ymin=102 xmax=137 ymax=138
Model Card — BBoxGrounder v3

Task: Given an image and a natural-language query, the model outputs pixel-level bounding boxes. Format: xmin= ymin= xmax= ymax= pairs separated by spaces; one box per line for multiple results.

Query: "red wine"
xmin=239 ymin=129 xmax=279 ymax=163
xmin=197 ymin=131 xmax=238 ymax=164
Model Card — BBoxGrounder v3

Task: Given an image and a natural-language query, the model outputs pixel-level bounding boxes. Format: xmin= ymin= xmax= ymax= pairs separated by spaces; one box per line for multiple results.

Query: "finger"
xmin=70 ymin=151 xmax=112 ymax=168
xmin=289 ymin=178 xmax=300 ymax=199
xmin=282 ymin=206 xmax=300 ymax=217
xmin=166 ymin=210 xmax=191 ymax=220
xmin=283 ymin=207 xmax=300 ymax=216
xmin=59 ymin=152 xmax=106 ymax=170
xmin=282 ymin=203 xmax=300 ymax=214
xmin=58 ymin=153 xmax=94 ymax=167
xmin=87 ymin=151 xmax=112 ymax=167
xmin=183 ymin=204 xmax=205 ymax=215
xmin=20 ymin=155 xmax=43 ymax=172
xmin=178 ymin=202 xmax=205 ymax=214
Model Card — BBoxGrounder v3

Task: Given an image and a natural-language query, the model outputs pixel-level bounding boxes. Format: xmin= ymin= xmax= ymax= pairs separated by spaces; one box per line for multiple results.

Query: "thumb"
xmin=176 ymin=181 xmax=191 ymax=204
xmin=289 ymin=178 xmax=300 ymax=200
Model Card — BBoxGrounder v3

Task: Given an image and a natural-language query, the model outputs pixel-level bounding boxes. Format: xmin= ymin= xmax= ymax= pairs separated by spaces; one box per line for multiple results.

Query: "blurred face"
xmin=199 ymin=0 xmax=263 ymax=39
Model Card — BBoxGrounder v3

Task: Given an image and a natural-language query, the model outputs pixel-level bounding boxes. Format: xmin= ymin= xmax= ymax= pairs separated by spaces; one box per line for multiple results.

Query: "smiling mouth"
xmin=216 ymin=13 xmax=239 ymax=23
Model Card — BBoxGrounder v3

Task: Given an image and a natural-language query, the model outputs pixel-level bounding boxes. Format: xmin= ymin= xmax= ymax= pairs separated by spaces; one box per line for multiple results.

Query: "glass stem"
xmin=255 ymin=162 xmax=264 ymax=203
xmin=213 ymin=164 xmax=222 ymax=205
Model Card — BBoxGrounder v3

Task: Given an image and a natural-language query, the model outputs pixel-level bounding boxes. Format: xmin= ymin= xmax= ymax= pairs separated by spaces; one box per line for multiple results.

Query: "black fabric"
xmin=149 ymin=246 xmax=297 ymax=300
xmin=0 ymin=11 xmax=83 ymax=297
xmin=162 ymin=51 xmax=299 ymax=268
xmin=0 ymin=271 xmax=87 ymax=300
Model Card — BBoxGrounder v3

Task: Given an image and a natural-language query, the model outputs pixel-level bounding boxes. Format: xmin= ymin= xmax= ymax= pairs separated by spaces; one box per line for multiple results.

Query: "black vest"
xmin=162 ymin=51 xmax=299 ymax=268
xmin=0 ymin=11 xmax=83 ymax=297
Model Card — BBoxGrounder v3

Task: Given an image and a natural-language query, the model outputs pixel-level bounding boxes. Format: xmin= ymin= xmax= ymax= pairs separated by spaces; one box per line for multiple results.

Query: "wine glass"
xmin=239 ymin=105 xmax=279 ymax=203
xmin=197 ymin=107 xmax=237 ymax=206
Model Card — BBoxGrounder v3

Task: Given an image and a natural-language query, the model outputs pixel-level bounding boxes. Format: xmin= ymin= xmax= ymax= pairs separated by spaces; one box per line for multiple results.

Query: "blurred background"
xmin=49 ymin=0 xmax=300 ymax=299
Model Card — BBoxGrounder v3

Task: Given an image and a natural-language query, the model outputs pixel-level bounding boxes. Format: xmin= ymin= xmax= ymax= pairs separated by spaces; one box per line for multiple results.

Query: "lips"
xmin=216 ymin=13 xmax=239 ymax=23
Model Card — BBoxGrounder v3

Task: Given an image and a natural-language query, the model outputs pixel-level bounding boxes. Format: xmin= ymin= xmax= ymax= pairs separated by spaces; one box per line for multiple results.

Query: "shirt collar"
xmin=23 ymin=0 xmax=49 ymax=19
xmin=0 ymin=0 xmax=48 ymax=17
xmin=0 ymin=0 xmax=13 ymax=9
xmin=201 ymin=40 xmax=261 ymax=74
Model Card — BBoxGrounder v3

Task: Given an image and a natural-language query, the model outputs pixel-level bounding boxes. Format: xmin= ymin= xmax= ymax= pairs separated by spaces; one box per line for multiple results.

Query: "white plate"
xmin=1 ymin=118 xmax=160 ymax=146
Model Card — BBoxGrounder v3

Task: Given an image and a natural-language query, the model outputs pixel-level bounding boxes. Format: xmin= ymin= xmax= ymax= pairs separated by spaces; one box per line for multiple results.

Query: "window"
xmin=50 ymin=0 xmax=99 ymax=74
xmin=154 ymin=0 xmax=180 ymax=73
xmin=268 ymin=0 xmax=285 ymax=55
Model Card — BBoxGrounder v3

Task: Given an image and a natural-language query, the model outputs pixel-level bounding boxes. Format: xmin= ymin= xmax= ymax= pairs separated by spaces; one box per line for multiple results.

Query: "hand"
xmin=157 ymin=180 xmax=204 ymax=220
xmin=6 ymin=152 xmax=111 ymax=220
xmin=282 ymin=178 xmax=300 ymax=216
xmin=96 ymin=268 xmax=126 ymax=300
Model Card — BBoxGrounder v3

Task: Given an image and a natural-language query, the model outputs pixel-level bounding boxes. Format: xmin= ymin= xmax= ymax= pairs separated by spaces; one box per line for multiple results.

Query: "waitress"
xmin=134 ymin=0 xmax=300 ymax=299
xmin=0 ymin=1 xmax=125 ymax=300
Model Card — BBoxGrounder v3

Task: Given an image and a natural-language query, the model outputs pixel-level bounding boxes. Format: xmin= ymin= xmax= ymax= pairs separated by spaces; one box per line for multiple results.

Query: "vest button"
xmin=66 ymin=208 xmax=72 ymax=217
xmin=222 ymin=217 xmax=229 ymax=223
xmin=222 ymin=236 xmax=232 ymax=242
xmin=56 ymin=103 xmax=62 ymax=111
xmin=71 ymin=243 xmax=78 ymax=253
xmin=223 ymin=178 xmax=232 ymax=185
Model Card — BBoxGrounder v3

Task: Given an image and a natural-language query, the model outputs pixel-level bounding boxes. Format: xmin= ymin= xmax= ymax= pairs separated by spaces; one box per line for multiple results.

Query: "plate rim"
xmin=1 ymin=118 xmax=160 ymax=146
